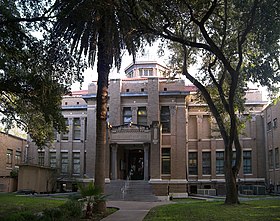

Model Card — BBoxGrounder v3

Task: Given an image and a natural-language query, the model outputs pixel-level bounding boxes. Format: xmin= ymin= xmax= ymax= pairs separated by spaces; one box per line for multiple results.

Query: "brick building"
xmin=263 ymin=100 xmax=280 ymax=193
xmin=26 ymin=61 xmax=277 ymax=195
xmin=0 ymin=132 xmax=27 ymax=192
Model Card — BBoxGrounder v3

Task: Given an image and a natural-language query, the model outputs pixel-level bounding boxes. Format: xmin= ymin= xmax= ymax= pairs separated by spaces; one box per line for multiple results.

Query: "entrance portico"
xmin=110 ymin=143 xmax=150 ymax=180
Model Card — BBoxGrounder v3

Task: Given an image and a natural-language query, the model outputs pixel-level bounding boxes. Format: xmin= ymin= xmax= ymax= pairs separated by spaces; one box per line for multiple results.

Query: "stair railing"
xmin=121 ymin=170 xmax=132 ymax=199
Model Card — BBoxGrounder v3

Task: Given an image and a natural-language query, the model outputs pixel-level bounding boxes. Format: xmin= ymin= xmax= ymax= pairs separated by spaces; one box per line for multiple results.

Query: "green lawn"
xmin=144 ymin=199 xmax=280 ymax=221
xmin=0 ymin=193 xmax=66 ymax=219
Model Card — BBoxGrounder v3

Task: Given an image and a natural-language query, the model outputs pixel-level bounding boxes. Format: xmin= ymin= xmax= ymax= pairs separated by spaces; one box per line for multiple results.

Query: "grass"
xmin=0 ymin=193 xmax=66 ymax=218
xmin=144 ymin=199 xmax=280 ymax=221
xmin=0 ymin=193 xmax=117 ymax=221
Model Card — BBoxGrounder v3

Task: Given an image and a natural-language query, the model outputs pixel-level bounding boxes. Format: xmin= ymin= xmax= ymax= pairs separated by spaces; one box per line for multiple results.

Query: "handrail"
xmin=121 ymin=171 xmax=132 ymax=199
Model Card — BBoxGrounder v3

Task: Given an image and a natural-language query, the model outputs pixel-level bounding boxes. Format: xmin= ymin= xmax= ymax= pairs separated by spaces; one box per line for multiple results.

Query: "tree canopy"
xmin=0 ymin=0 xmax=85 ymax=147
xmin=120 ymin=0 xmax=280 ymax=203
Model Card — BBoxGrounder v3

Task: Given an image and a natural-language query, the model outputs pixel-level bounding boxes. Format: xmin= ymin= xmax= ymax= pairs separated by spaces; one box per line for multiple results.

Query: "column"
xmin=144 ymin=143 xmax=150 ymax=180
xmin=111 ymin=143 xmax=118 ymax=180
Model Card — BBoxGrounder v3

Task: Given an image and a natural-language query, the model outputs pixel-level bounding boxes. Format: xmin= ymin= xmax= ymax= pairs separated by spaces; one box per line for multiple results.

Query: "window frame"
xmin=160 ymin=106 xmax=170 ymax=133
xmin=161 ymin=148 xmax=171 ymax=175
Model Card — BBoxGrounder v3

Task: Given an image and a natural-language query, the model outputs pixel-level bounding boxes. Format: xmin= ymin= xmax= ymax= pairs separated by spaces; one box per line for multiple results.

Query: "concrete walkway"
xmin=101 ymin=200 xmax=172 ymax=221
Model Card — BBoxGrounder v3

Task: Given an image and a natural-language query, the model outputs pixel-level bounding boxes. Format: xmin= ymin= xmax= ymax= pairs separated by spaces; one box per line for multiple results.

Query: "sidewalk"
xmin=101 ymin=200 xmax=172 ymax=221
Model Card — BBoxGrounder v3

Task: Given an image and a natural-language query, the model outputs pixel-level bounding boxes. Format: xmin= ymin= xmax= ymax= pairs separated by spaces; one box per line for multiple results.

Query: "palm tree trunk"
xmin=94 ymin=16 xmax=111 ymax=213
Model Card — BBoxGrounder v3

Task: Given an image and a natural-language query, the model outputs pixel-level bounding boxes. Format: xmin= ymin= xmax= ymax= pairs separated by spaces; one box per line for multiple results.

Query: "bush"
xmin=2 ymin=211 xmax=37 ymax=221
xmin=60 ymin=200 xmax=82 ymax=218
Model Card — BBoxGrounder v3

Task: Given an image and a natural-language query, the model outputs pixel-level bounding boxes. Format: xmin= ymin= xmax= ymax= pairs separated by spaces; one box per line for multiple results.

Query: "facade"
xmin=0 ymin=132 xmax=27 ymax=192
xmin=263 ymin=100 xmax=280 ymax=193
xmin=26 ymin=61 xmax=276 ymax=195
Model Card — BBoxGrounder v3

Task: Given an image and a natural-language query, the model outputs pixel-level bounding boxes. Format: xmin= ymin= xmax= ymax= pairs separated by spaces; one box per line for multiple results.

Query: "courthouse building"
xmin=26 ymin=61 xmax=276 ymax=195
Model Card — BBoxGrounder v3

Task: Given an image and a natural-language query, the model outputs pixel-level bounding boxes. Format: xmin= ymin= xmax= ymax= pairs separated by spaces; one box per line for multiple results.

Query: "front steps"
xmin=105 ymin=180 xmax=159 ymax=202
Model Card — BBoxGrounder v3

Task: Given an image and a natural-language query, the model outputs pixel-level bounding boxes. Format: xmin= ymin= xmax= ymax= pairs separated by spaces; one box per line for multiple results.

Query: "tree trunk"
xmin=224 ymin=141 xmax=240 ymax=204
xmin=94 ymin=16 xmax=112 ymax=213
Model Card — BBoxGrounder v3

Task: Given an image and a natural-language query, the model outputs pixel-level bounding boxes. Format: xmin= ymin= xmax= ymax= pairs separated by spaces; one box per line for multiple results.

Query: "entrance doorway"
xmin=128 ymin=149 xmax=144 ymax=180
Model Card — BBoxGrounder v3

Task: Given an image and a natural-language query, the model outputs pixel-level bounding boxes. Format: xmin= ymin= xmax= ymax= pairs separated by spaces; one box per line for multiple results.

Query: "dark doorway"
xmin=128 ymin=149 xmax=144 ymax=180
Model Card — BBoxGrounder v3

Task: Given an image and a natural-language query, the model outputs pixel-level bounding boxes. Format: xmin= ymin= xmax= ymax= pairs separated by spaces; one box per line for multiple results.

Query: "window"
xmin=243 ymin=151 xmax=252 ymax=174
xmin=72 ymin=152 xmax=81 ymax=175
xmin=216 ymin=151 xmax=224 ymax=174
xmin=273 ymin=118 xmax=278 ymax=129
xmin=275 ymin=148 xmax=279 ymax=169
xmin=161 ymin=148 xmax=171 ymax=174
xmin=73 ymin=118 xmax=81 ymax=140
xmin=15 ymin=151 xmax=21 ymax=165
xmin=188 ymin=152 xmax=198 ymax=175
xmin=267 ymin=122 xmax=272 ymax=131
xmin=84 ymin=118 xmax=87 ymax=140
xmin=61 ymin=118 xmax=69 ymax=140
xmin=123 ymin=107 xmax=132 ymax=124
xmin=137 ymin=107 xmax=147 ymax=125
xmin=38 ymin=151 xmax=45 ymax=166
xmin=269 ymin=149 xmax=273 ymax=169
xmin=49 ymin=152 xmax=57 ymax=168
xmin=61 ymin=152 xmax=68 ymax=173
xmin=6 ymin=149 xmax=13 ymax=168
xmin=160 ymin=106 xmax=170 ymax=133
xmin=202 ymin=152 xmax=211 ymax=175
xmin=139 ymin=68 xmax=153 ymax=76
xmin=232 ymin=151 xmax=236 ymax=167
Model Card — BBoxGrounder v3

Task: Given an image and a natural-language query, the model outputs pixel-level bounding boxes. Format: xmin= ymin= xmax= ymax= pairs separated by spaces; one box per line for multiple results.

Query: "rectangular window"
xmin=73 ymin=118 xmax=81 ymax=140
xmin=38 ymin=152 xmax=45 ymax=166
xmin=15 ymin=151 xmax=21 ymax=165
xmin=216 ymin=151 xmax=224 ymax=174
xmin=137 ymin=107 xmax=147 ymax=125
xmin=6 ymin=149 xmax=13 ymax=168
xmin=275 ymin=148 xmax=279 ymax=169
xmin=161 ymin=148 xmax=171 ymax=174
xmin=243 ymin=151 xmax=252 ymax=174
xmin=188 ymin=152 xmax=198 ymax=175
xmin=139 ymin=68 xmax=153 ymax=76
xmin=61 ymin=118 xmax=69 ymax=140
xmin=160 ymin=106 xmax=170 ymax=133
xmin=123 ymin=107 xmax=132 ymax=124
xmin=202 ymin=152 xmax=211 ymax=175
xmin=269 ymin=149 xmax=273 ymax=169
xmin=72 ymin=152 xmax=81 ymax=175
xmin=273 ymin=118 xmax=278 ymax=128
xmin=61 ymin=152 xmax=68 ymax=173
xmin=49 ymin=152 xmax=57 ymax=168
xmin=84 ymin=118 xmax=87 ymax=140
xmin=232 ymin=151 xmax=236 ymax=167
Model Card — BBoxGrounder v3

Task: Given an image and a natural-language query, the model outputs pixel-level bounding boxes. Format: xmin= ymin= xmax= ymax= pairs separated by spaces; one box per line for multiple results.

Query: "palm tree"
xmin=51 ymin=0 xmax=150 ymax=212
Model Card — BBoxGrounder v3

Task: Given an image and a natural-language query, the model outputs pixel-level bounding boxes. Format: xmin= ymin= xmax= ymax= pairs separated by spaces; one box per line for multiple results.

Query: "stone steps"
xmin=105 ymin=180 xmax=158 ymax=202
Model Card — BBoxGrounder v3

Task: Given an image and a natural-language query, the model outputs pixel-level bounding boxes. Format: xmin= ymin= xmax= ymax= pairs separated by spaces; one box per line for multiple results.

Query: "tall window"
xmin=267 ymin=122 xmax=272 ymax=131
xmin=49 ymin=152 xmax=57 ymax=168
xmin=38 ymin=151 xmax=45 ymax=166
xmin=269 ymin=149 xmax=273 ymax=169
xmin=6 ymin=149 xmax=13 ymax=168
xmin=188 ymin=152 xmax=198 ymax=175
xmin=61 ymin=118 xmax=69 ymax=140
xmin=273 ymin=118 xmax=278 ymax=128
xmin=61 ymin=152 xmax=68 ymax=173
xmin=275 ymin=148 xmax=279 ymax=169
xmin=243 ymin=151 xmax=252 ymax=174
xmin=72 ymin=152 xmax=81 ymax=175
xmin=123 ymin=107 xmax=132 ymax=124
xmin=161 ymin=148 xmax=171 ymax=174
xmin=137 ymin=107 xmax=147 ymax=125
xmin=216 ymin=151 xmax=224 ymax=174
xmin=15 ymin=151 xmax=21 ymax=165
xmin=160 ymin=106 xmax=170 ymax=133
xmin=202 ymin=152 xmax=211 ymax=175
xmin=73 ymin=118 xmax=81 ymax=140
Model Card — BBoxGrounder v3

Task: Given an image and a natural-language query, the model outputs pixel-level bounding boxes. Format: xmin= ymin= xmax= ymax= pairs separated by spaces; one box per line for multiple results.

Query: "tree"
xmin=122 ymin=0 xmax=280 ymax=204
xmin=0 ymin=0 xmax=85 ymax=147
xmin=50 ymin=0 xmax=152 ymax=212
